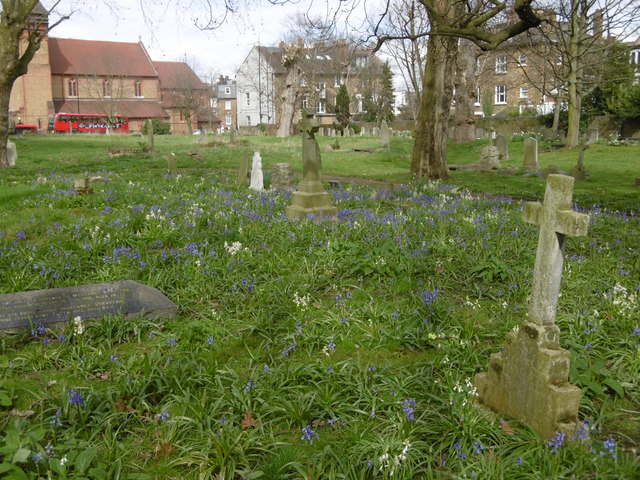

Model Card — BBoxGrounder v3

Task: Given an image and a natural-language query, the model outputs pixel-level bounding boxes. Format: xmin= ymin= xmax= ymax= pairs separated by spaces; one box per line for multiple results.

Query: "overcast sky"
xmin=48 ymin=0 xmax=374 ymax=82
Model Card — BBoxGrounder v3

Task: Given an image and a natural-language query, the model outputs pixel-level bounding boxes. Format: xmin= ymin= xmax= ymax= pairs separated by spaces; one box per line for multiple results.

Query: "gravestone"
xmin=475 ymin=174 xmax=589 ymax=440
xmin=523 ymin=137 xmax=539 ymax=170
xmin=197 ymin=130 xmax=207 ymax=144
xmin=237 ymin=154 xmax=249 ymax=185
xmin=249 ymin=151 xmax=264 ymax=191
xmin=167 ymin=153 xmax=178 ymax=175
xmin=145 ymin=119 xmax=154 ymax=150
xmin=542 ymin=164 xmax=562 ymax=179
xmin=495 ymin=134 xmax=509 ymax=160
xmin=475 ymin=127 xmax=485 ymax=139
xmin=230 ymin=123 xmax=237 ymax=144
xmin=372 ymin=127 xmax=380 ymax=137
xmin=479 ymin=145 xmax=501 ymax=169
xmin=270 ymin=162 xmax=295 ymax=191
xmin=285 ymin=110 xmax=337 ymax=220
xmin=586 ymin=128 xmax=599 ymax=144
xmin=343 ymin=127 xmax=350 ymax=138
xmin=571 ymin=144 xmax=590 ymax=181
xmin=380 ymin=121 xmax=391 ymax=148
xmin=6 ymin=140 xmax=17 ymax=166
xmin=0 ymin=280 xmax=177 ymax=332
xmin=74 ymin=177 xmax=92 ymax=195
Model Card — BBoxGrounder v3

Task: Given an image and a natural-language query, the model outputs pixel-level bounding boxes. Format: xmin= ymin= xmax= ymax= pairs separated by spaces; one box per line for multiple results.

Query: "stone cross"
xmin=475 ymin=174 xmax=590 ymax=440
xmin=523 ymin=174 xmax=589 ymax=326
xmin=299 ymin=109 xmax=321 ymax=185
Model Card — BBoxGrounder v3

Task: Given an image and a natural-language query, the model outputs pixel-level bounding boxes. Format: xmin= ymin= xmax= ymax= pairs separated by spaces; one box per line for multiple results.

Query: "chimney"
xmin=592 ymin=9 xmax=604 ymax=38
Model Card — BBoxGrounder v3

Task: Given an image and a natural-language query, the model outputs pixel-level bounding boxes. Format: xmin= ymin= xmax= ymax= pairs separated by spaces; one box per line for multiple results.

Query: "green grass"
xmin=0 ymin=132 xmax=639 ymax=479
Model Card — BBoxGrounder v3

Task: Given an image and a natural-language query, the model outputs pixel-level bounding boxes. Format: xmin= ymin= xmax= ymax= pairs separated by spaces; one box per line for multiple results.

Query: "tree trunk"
xmin=0 ymin=82 xmax=11 ymax=167
xmin=411 ymin=33 xmax=457 ymax=179
xmin=276 ymin=66 xmax=301 ymax=138
xmin=551 ymin=99 xmax=561 ymax=133
xmin=565 ymin=0 xmax=585 ymax=148
xmin=453 ymin=39 xmax=478 ymax=144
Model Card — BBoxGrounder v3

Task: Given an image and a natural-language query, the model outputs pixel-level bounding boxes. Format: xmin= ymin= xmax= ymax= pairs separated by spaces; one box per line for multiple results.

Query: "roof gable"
xmin=153 ymin=61 xmax=206 ymax=90
xmin=49 ymin=38 xmax=158 ymax=77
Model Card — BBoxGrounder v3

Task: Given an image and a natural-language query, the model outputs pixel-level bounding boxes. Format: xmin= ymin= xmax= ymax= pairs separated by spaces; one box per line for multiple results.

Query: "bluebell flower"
xmin=327 ymin=366 xmax=334 ymax=375
xmin=601 ymin=437 xmax=616 ymax=458
xmin=301 ymin=425 xmax=319 ymax=444
xmin=263 ymin=365 xmax=270 ymax=373
xmin=43 ymin=337 xmax=51 ymax=347
xmin=548 ymin=432 xmax=565 ymax=454
xmin=110 ymin=354 xmax=119 ymax=364
xmin=244 ymin=378 xmax=257 ymax=392
xmin=167 ymin=335 xmax=177 ymax=347
xmin=632 ymin=327 xmax=640 ymax=336
xmin=49 ymin=409 xmax=62 ymax=427
xmin=454 ymin=441 xmax=467 ymax=459
xmin=205 ymin=334 xmax=215 ymax=346
xmin=31 ymin=452 xmax=43 ymax=464
xmin=17 ymin=230 xmax=26 ymax=241
xmin=156 ymin=411 xmax=170 ymax=422
xmin=402 ymin=398 xmax=416 ymax=422
xmin=516 ymin=457 xmax=523 ymax=466
xmin=67 ymin=389 xmax=83 ymax=406
xmin=58 ymin=333 xmax=67 ymax=343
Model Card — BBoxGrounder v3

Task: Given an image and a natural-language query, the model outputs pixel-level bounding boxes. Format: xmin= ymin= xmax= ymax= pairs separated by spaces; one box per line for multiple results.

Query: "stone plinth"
xmin=74 ymin=177 xmax=93 ymax=195
xmin=475 ymin=322 xmax=581 ymax=440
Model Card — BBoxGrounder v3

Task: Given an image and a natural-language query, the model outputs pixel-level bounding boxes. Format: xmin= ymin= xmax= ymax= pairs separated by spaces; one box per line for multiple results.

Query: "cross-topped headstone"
xmin=523 ymin=174 xmax=589 ymax=326
xmin=299 ymin=109 xmax=321 ymax=184
xmin=285 ymin=109 xmax=337 ymax=220
xmin=475 ymin=174 xmax=589 ymax=440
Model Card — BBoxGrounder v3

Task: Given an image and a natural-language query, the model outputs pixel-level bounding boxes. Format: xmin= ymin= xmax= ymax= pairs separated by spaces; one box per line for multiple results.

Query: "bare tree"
xmin=372 ymin=0 xmax=543 ymax=179
xmin=377 ymin=0 xmax=429 ymax=122
xmin=0 ymin=1 xmax=70 ymax=167
xmin=530 ymin=0 xmax=640 ymax=147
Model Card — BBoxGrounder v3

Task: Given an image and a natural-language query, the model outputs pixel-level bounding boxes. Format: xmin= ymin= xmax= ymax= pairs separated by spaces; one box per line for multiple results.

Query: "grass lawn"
xmin=0 ymin=132 xmax=639 ymax=479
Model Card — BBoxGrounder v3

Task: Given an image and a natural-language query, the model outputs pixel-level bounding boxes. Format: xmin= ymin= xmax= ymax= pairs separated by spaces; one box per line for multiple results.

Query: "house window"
xmin=301 ymin=96 xmax=309 ymax=109
xmin=103 ymin=79 xmax=111 ymax=97
xmin=245 ymin=92 xmax=250 ymax=106
xmin=246 ymin=115 xmax=251 ymax=125
xmin=299 ymin=77 xmax=307 ymax=87
xmin=225 ymin=112 xmax=231 ymax=124
xmin=225 ymin=100 xmax=231 ymax=110
xmin=316 ymin=100 xmax=326 ymax=114
xmin=134 ymin=80 xmax=142 ymax=97
xmin=224 ymin=86 xmax=231 ymax=94
xmin=475 ymin=87 xmax=481 ymax=106
xmin=316 ymin=82 xmax=326 ymax=99
xmin=495 ymin=85 xmax=507 ymax=104
xmin=520 ymin=87 xmax=529 ymax=98
xmin=68 ymin=79 xmax=77 ymax=97
xmin=495 ymin=55 xmax=507 ymax=73
xmin=518 ymin=55 xmax=527 ymax=66
xmin=631 ymin=50 xmax=640 ymax=64
xmin=353 ymin=56 xmax=369 ymax=68
xmin=334 ymin=75 xmax=344 ymax=87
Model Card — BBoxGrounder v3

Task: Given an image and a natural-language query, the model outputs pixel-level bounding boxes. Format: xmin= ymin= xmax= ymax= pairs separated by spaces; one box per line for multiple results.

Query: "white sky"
xmin=47 ymin=0 xmax=375 ymax=82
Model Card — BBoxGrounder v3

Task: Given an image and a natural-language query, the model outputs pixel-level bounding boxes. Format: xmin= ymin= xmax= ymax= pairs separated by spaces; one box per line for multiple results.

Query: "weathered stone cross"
xmin=475 ymin=174 xmax=590 ymax=440
xmin=523 ymin=174 xmax=590 ymax=326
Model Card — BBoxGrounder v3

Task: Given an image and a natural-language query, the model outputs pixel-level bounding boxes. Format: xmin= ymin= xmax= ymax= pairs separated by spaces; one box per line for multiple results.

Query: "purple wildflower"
xmin=301 ymin=425 xmax=319 ymax=444
xmin=402 ymin=398 xmax=416 ymax=422
xmin=548 ymin=432 xmax=566 ymax=454
xmin=67 ymin=389 xmax=83 ymax=406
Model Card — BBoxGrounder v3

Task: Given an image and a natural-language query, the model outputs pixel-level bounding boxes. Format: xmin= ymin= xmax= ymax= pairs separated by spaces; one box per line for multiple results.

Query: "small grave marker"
xmin=145 ymin=119 xmax=154 ymax=150
xmin=6 ymin=140 xmax=17 ymax=166
xmin=237 ymin=154 xmax=249 ymax=185
xmin=74 ymin=177 xmax=92 ymax=195
xmin=523 ymin=137 xmax=539 ymax=170
xmin=475 ymin=174 xmax=589 ymax=440
xmin=380 ymin=121 xmax=391 ymax=148
xmin=249 ymin=151 xmax=264 ymax=191
xmin=270 ymin=162 xmax=295 ymax=191
xmin=230 ymin=123 xmax=237 ymax=144
xmin=495 ymin=134 xmax=509 ymax=160
xmin=167 ymin=153 xmax=178 ymax=175
xmin=0 ymin=280 xmax=177 ymax=332
xmin=479 ymin=145 xmax=501 ymax=169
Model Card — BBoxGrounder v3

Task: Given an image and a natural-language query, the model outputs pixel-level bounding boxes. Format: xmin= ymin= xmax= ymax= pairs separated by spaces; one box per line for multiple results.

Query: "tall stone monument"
xmin=380 ymin=120 xmax=391 ymax=148
xmin=495 ymin=134 xmax=509 ymax=160
xmin=145 ymin=119 xmax=154 ymax=150
xmin=237 ymin=154 xmax=249 ymax=185
xmin=6 ymin=140 xmax=17 ymax=166
xmin=286 ymin=110 xmax=337 ymax=220
xmin=475 ymin=174 xmax=589 ymax=440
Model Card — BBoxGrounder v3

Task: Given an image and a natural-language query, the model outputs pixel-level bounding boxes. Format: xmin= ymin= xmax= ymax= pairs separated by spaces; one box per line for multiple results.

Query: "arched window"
xmin=68 ymin=79 xmax=78 ymax=97
xmin=103 ymin=79 xmax=111 ymax=97
xmin=134 ymin=80 xmax=142 ymax=97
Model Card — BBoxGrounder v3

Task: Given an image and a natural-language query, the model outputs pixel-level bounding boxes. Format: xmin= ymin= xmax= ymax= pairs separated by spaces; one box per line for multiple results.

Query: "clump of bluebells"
xmin=402 ymin=398 xmax=416 ymax=422
xmin=301 ymin=426 xmax=319 ymax=444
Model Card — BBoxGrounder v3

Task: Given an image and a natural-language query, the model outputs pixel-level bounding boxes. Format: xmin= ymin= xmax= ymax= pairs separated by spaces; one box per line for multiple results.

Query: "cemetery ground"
xmin=0 ymin=133 xmax=638 ymax=479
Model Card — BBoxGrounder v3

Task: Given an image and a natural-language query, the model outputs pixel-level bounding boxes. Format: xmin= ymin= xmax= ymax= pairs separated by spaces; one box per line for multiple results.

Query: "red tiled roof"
xmin=153 ymin=61 xmax=206 ymax=90
xmin=54 ymin=100 xmax=168 ymax=119
xmin=49 ymin=38 xmax=158 ymax=77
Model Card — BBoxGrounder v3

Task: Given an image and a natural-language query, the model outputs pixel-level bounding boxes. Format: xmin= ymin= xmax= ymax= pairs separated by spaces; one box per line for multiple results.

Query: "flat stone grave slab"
xmin=0 ymin=280 xmax=177 ymax=331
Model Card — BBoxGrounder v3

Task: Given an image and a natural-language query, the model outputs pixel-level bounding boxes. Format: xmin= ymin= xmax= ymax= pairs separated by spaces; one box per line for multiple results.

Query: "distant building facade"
xmin=235 ymin=43 xmax=385 ymax=129
xmin=9 ymin=9 xmax=213 ymax=133
xmin=212 ymin=76 xmax=237 ymax=131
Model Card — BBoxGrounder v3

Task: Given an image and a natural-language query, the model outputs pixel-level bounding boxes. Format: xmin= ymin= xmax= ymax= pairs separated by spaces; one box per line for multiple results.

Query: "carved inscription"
xmin=0 ymin=281 xmax=177 ymax=331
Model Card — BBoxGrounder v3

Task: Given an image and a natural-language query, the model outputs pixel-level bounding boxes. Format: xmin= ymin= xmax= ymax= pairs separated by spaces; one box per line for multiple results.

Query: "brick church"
xmin=10 ymin=3 xmax=215 ymax=134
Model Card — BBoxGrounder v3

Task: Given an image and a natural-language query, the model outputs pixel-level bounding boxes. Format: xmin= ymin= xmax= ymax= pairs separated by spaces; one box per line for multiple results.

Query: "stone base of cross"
xmin=475 ymin=175 xmax=589 ymax=440
xmin=475 ymin=322 xmax=581 ymax=439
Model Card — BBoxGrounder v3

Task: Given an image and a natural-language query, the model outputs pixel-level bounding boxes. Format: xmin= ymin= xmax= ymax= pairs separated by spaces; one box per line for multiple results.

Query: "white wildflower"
xmin=73 ymin=316 xmax=84 ymax=335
